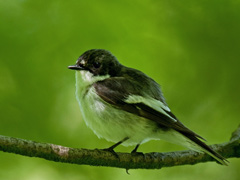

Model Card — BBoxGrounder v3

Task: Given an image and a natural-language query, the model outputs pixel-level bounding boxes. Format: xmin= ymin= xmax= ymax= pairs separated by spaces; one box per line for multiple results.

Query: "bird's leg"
xmin=131 ymin=144 xmax=140 ymax=153
xmin=131 ymin=144 xmax=144 ymax=156
xmin=102 ymin=137 xmax=129 ymax=158
xmin=107 ymin=137 xmax=129 ymax=151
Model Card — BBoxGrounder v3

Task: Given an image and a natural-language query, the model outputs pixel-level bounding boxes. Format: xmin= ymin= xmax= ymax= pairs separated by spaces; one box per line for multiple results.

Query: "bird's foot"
xmin=130 ymin=144 xmax=144 ymax=156
xmin=131 ymin=150 xmax=145 ymax=157
xmin=102 ymin=147 xmax=119 ymax=158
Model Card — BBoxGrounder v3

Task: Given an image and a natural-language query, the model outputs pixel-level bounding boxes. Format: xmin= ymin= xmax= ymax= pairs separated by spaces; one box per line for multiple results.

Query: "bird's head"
xmin=68 ymin=49 xmax=121 ymax=77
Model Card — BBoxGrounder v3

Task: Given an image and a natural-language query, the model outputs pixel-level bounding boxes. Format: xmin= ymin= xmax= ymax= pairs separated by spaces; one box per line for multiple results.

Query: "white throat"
xmin=75 ymin=70 xmax=110 ymax=88
xmin=75 ymin=70 xmax=110 ymax=100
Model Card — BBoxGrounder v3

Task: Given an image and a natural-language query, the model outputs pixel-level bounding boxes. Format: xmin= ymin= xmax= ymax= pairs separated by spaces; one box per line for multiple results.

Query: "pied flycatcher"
xmin=68 ymin=49 xmax=227 ymax=165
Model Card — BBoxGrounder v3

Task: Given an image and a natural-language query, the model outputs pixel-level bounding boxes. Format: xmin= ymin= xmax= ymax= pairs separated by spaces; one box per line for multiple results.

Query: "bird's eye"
xmin=93 ymin=61 xmax=101 ymax=68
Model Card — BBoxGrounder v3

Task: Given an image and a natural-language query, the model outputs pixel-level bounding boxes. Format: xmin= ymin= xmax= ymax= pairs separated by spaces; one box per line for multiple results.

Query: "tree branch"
xmin=0 ymin=125 xmax=239 ymax=169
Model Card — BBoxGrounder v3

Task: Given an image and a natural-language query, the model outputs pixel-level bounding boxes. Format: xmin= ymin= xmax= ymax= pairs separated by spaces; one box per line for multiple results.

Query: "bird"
xmin=68 ymin=49 xmax=228 ymax=165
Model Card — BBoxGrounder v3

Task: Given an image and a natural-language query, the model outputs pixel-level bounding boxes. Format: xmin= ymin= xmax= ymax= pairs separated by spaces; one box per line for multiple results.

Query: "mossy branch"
xmin=0 ymin=125 xmax=239 ymax=169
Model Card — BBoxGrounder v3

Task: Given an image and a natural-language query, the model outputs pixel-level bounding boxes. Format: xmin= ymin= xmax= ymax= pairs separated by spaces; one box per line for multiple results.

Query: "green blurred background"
xmin=0 ymin=0 xmax=240 ymax=179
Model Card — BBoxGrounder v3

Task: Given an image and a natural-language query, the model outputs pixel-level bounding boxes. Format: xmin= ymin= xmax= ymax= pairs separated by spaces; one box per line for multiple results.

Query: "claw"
xmin=102 ymin=147 xmax=119 ymax=158
xmin=101 ymin=137 xmax=129 ymax=158
xmin=131 ymin=143 xmax=144 ymax=156
xmin=131 ymin=151 xmax=145 ymax=156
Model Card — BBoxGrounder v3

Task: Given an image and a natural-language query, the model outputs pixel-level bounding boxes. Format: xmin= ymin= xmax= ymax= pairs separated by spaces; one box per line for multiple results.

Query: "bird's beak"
xmin=68 ymin=64 xmax=85 ymax=71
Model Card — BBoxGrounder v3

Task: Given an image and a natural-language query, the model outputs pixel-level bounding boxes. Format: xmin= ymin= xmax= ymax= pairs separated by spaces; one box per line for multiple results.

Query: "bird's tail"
xmin=158 ymin=130 xmax=228 ymax=165
xmin=181 ymin=132 xmax=229 ymax=166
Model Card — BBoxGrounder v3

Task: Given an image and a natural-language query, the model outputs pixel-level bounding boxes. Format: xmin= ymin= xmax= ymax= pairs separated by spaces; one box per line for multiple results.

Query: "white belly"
xmin=74 ymin=71 xmax=202 ymax=151
xmin=77 ymin=86 xmax=159 ymax=146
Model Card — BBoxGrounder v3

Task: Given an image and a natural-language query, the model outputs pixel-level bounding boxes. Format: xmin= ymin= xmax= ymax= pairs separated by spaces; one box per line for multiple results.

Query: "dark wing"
xmin=93 ymin=77 xmax=228 ymax=165
xmin=93 ymin=77 xmax=204 ymax=140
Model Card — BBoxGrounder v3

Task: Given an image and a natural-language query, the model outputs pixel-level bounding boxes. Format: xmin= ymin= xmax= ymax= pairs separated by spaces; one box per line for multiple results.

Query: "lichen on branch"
xmin=0 ymin=125 xmax=239 ymax=169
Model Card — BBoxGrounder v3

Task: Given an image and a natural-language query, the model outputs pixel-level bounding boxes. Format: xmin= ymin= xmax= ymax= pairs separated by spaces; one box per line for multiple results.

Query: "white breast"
xmin=74 ymin=71 xmax=204 ymax=153
xmin=75 ymin=71 xmax=159 ymax=146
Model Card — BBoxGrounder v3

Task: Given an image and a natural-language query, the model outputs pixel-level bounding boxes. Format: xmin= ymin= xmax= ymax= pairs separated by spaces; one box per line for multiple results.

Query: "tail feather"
xmin=181 ymin=132 xmax=229 ymax=165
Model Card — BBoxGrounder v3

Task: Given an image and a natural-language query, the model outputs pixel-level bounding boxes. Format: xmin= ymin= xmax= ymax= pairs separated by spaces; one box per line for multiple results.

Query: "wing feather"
xmin=92 ymin=71 xmax=228 ymax=165
xmin=93 ymin=78 xmax=204 ymax=140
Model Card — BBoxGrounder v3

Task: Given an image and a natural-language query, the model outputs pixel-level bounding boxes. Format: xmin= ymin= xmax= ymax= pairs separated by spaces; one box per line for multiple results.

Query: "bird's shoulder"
xmin=93 ymin=66 xmax=204 ymax=139
xmin=93 ymin=66 xmax=166 ymax=104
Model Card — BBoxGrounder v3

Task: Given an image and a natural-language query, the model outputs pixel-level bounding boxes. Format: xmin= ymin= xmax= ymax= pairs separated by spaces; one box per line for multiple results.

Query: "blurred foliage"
xmin=0 ymin=0 xmax=240 ymax=179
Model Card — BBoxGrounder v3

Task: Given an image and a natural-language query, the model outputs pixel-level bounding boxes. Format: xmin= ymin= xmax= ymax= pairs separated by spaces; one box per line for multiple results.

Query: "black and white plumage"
xmin=68 ymin=49 xmax=228 ymax=165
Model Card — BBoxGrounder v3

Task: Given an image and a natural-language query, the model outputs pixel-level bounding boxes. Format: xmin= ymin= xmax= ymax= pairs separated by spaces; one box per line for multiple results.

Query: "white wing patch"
xmin=125 ymin=95 xmax=177 ymax=122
